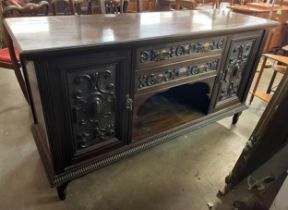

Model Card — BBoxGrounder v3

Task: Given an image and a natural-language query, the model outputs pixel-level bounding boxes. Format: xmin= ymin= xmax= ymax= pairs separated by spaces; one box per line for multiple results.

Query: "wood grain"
xmin=4 ymin=10 xmax=278 ymax=57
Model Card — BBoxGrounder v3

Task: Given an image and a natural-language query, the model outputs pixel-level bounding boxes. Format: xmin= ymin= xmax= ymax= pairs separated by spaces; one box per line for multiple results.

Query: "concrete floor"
xmin=0 ymin=60 xmax=285 ymax=210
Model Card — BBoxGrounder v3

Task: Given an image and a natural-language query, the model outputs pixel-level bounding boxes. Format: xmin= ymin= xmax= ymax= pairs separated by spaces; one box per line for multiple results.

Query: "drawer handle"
xmin=203 ymin=42 xmax=211 ymax=51
xmin=159 ymin=49 xmax=170 ymax=58
xmin=93 ymin=98 xmax=103 ymax=114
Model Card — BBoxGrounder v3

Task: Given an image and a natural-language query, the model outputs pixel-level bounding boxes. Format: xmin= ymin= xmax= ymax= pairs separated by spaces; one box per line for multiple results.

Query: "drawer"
xmin=135 ymin=55 xmax=221 ymax=95
xmin=136 ymin=36 xmax=227 ymax=69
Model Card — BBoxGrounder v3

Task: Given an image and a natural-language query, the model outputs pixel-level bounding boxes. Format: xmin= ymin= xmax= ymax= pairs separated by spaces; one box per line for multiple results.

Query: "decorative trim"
xmin=139 ymin=37 xmax=225 ymax=65
xmin=137 ymin=59 xmax=219 ymax=89
xmin=52 ymin=104 xmax=247 ymax=186
xmin=66 ymin=65 xmax=117 ymax=150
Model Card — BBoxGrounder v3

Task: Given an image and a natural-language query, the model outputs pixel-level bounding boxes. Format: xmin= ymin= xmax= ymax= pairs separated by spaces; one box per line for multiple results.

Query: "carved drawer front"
xmin=216 ymin=39 xmax=255 ymax=107
xmin=136 ymin=36 xmax=226 ymax=68
xmin=135 ymin=57 xmax=220 ymax=94
xmin=64 ymin=60 xmax=131 ymax=159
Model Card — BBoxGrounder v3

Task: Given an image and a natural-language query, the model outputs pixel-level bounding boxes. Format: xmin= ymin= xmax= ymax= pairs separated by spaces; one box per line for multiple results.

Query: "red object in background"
xmin=6 ymin=0 xmax=25 ymax=6
xmin=0 ymin=48 xmax=19 ymax=63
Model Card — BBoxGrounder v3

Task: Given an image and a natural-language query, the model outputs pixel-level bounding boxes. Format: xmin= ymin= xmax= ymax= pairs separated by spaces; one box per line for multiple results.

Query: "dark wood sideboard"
xmin=4 ymin=10 xmax=277 ymax=200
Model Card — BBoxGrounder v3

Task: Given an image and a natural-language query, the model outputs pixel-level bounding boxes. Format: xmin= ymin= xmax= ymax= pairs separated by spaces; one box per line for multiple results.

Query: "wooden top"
xmin=264 ymin=54 xmax=288 ymax=65
xmin=230 ymin=3 xmax=288 ymax=13
xmin=4 ymin=9 xmax=278 ymax=58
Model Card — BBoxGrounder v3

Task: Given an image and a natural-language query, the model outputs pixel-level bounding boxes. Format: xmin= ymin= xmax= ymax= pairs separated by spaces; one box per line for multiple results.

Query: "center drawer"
xmin=135 ymin=55 xmax=222 ymax=95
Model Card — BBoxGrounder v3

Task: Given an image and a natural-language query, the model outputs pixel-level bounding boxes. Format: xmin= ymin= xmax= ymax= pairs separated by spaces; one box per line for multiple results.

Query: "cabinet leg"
xmin=57 ymin=182 xmax=69 ymax=201
xmin=232 ymin=112 xmax=242 ymax=125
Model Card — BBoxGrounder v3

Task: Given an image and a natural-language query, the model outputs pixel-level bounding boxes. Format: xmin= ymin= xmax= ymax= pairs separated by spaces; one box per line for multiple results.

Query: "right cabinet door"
xmin=214 ymin=31 xmax=263 ymax=110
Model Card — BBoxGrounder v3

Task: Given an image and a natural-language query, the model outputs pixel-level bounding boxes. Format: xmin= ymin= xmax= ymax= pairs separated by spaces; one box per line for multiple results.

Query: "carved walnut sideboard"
xmin=4 ymin=10 xmax=277 ymax=200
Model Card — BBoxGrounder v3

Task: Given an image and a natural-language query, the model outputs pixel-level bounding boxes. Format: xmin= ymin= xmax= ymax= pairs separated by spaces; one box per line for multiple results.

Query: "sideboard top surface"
xmin=4 ymin=9 xmax=277 ymax=57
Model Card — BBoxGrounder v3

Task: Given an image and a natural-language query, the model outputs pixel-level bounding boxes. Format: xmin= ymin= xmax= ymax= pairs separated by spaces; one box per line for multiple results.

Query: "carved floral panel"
xmin=139 ymin=37 xmax=225 ymax=65
xmin=66 ymin=65 xmax=116 ymax=150
xmin=217 ymin=40 xmax=254 ymax=102
xmin=137 ymin=59 xmax=219 ymax=90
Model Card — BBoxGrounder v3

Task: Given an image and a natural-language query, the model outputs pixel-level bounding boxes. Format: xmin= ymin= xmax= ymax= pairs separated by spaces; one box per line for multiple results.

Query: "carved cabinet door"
xmin=63 ymin=51 xmax=133 ymax=163
xmin=36 ymin=49 xmax=132 ymax=171
xmin=213 ymin=31 xmax=264 ymax=110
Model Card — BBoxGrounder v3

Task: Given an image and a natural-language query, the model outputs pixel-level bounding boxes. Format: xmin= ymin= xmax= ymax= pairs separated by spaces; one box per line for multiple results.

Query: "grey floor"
xmin=0 ymin=60 xmax=286 ymax=210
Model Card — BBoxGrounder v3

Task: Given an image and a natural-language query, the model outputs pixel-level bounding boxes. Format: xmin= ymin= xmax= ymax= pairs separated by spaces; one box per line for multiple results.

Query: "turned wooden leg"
xmin=57 ymin=182 xmax=69 ymax=200
xmin=232 ymin=112 xmax=242 ymax=125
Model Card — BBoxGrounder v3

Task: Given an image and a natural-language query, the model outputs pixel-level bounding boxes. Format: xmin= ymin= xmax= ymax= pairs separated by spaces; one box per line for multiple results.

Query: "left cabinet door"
xmin=35 ymin=50 xmax=132 ymax=172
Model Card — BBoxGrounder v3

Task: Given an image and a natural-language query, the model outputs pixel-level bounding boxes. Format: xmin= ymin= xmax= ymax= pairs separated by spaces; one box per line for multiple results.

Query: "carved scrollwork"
xmin=217 ymin=40 xmax=254 ymax=102
xmin=137 ymin=59 xmax=219 ymax=89
xmin=139 ymin=38 xmax=225 ymax=64
xmin=67 ymin=66 xmax=116 ymax=150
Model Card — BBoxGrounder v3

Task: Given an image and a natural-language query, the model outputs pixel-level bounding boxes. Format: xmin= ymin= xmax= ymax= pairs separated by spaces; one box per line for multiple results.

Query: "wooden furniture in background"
xmin=212 ymin=0 xmax=220 ymax=9
xmin=0 ymin=1 xmax=50 ymax=103
xmin=51 ymin=0 xmax=74 ymax=15
xmin=4 ymin=10 xmax=277 ymax=200
xmin=249 ymin=53 xmax=288 ymax=104
xmin=73 ymin=0 xmax=92 ymax=14
xmin=103 ymin=0 xmax=126 ymax=13
xmin=127 ymin=0 xmax=155 ymax=12
xmin=3 ymin=0 xmax=49 ymax=16
xmin=74 ymin=0 xmax=126 ymax=14
xmin=230 ymin=3 xmax=288 ymax=51
xmin=74 ymin=0 xmax=102 ymax=14
xmin=157 ymin=0 xmax=177 ymax=10
xmin=177 ymin=0 xmax=197 ymax=10
xmin=157 ymin=0 xmax=196 ymax=11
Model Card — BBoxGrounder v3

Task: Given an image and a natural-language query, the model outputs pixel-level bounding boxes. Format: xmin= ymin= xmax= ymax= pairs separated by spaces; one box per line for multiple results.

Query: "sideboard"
xmin=4 ymin=10 xmax=277 ymax=200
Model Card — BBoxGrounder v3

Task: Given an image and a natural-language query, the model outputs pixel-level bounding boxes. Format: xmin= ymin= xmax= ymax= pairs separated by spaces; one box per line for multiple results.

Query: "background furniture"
xmin=50 ymin=0 xmax=74 ymax=15
xmin=3 ymin=1 xmax=49 ymax=16
xmin=0 ymin=1 xmax=50 ymax=103
xmin=250 ymin=53 xmax=288 ymax=104
xmin=177 ymin=0 xmax=197 ymax=10
xmin=4 ymin=10 xmax=277 ymax=200
xmin=230 ymin=2 xmax=288 ymax=51
xmin=74 ymin=0 xmax=126 ymax=14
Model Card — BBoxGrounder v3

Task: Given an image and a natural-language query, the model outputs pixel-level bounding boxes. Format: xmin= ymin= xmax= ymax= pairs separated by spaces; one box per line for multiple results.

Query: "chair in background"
xmin=249 ymin=53 xmax=288 ymax=104
xmin=176 ymin=0 xmax=197 ymax=10
xmin=0 ymin=1 xmax=49 ymax=103
xmin=74 ymin=0 xmax=127 ymax=14
xmin=74 ymin=0 xmax=93 ymax=14
xmin=265 ymin=45 xmax=288 ymax=95
xmin=50 ymin=0 xmax=74 ymax=15
xmin=157 ymin=0 xmax=177 ymax=10
xmin=126 ymin=0 xmax=155 ymax=12
xmin=104 ymin=0 xmax=125 ymax=13
xmin=3 ymin=1 xmax=49 ymax=16
xmin=156 ymin=0 xmax=197 ymax=11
